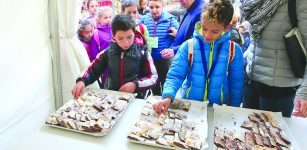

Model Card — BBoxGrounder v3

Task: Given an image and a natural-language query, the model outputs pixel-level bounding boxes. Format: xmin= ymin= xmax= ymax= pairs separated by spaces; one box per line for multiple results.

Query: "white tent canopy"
xmin=0 ymin=0 xmax=92 ymax=149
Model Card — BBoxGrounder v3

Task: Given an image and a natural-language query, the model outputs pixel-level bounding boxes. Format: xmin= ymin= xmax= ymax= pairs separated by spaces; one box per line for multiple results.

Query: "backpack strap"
xmin=187 ymin=38 xmax=194 ymax=72
xmin=93 ymin=30 xmax=101 ymax=51
xmin=139 ymin=23 xmax=145 ymax=35
xmin=227 ymin=41 xmax=236 ymax=69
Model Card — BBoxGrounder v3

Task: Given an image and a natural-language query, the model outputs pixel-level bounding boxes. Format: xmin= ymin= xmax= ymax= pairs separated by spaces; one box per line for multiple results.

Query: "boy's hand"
xmin=168 ymin=27 xmax=177 ymax=37
xmin=292 ymin=99 xmax=307 ymax=118
xmin=119 ymin=82 xmax=136 ymax=93
xmin=71 ymin=81 xmax=85 ymax=99
xmin=153 ymin=97 xmax=171 ymax=115
xmin=160 ymin=49 xmax=174 ymax=59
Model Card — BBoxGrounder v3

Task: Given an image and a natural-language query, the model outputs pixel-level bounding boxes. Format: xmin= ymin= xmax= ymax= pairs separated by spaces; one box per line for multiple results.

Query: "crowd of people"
xmin=73 ymin=0 xmax=307 ymax=118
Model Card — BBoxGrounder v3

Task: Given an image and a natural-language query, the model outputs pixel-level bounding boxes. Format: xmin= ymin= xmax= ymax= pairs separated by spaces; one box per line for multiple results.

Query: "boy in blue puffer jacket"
xmin=153 ymin=0 xmax=244 ymax=114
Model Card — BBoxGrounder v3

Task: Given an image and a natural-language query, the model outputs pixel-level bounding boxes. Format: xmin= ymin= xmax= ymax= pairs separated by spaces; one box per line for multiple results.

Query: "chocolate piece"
xmin=254 ymin=133 xmax=264 ymax=146
xmin=273 ymin=134 xmax=288 ymax=148
xmin=277 ymin=132 xmax=291 ymax=145
xmin=112 ymin=100 xmax=128 ymax=112
xmin=128 ymin=133 xmax=145 ymax=142
xmin=245 ymin=132 xmax=255 ymax=146
xmin=171 ymin=119 xmax=182 ymax=133
xmin=262 ymin=136 xmax=271 ymax=147
xmin=168 ymin=111 xmax=176 ymax=119
xmin=173 ymin=133 xmax=188 ymax=149
xmin=241 ymin=121 xmax=254 ymax=130
xmin=214 ymin=135 xmax=225 ymax=148
xmin=248 ymin=114 xmax=261 ymax=123
xmin=225 ymin=139 xmax=238 ymax=150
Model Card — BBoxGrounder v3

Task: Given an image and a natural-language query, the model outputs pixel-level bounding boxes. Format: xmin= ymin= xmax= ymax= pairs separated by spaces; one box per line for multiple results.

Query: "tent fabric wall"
xmin=51 ymin=0 xmax=98 ymax=107
xmin=0 ymin=0 xmax=54 ymax=149
xmin=0 ymin=0 xmax=94 ymax=149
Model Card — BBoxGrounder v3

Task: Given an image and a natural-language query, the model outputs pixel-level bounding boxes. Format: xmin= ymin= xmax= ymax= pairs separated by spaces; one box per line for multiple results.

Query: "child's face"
xmin=140 ymin=0 xmax=147 ymax=9
xmin=88 ymin=0 xmax=99 ymax=15
xmin=201 ymin=18 xmax=226 ymax=43
xmin=124 ymin=5 xmax=138 ymax=19
xmin=98 ymin=10 xmax=112 ymax=25
xmin=148 ymin=1 xmax=163 ymax=19
xmin=114 ymin=29 xmax=135 ymax=50
xmin=81 ymin=25 xmax=94 ymax=40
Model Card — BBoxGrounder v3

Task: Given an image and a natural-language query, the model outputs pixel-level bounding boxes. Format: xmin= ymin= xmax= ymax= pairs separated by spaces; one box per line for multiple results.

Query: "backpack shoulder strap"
xmin=228 ymin=40 xmax=236 ymax=65
xmin=139 ymin=23 xmax=145 ymax=35
xmin=93 ymin=30 xmax=101 ymax=51
xmin=187 ymin=38 xmax=194 ymax=71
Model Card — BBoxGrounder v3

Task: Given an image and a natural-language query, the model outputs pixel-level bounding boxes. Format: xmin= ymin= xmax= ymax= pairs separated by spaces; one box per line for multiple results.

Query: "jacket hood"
xmin=193 ymin=22 xmax=230 ymax=46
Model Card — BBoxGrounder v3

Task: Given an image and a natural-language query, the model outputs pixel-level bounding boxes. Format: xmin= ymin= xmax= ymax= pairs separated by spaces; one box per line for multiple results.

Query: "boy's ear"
xmin=223 ymin=24 xmax=232 ymax=32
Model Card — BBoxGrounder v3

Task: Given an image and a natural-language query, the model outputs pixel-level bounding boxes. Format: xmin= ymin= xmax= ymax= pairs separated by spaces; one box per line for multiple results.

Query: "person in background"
xmin=238 ymin=20 xmax=251 ymax=54
xmin=161 ymin=0 xmax=205 ymax=60
xmin=141 ymin=0 xmax=180 ymax=96
xmin=90 ymin=6 xmax=113 ymax=61
xmin=229 ymin=14 xmax=243 ymax=47
xmin=242 ymin=0 xmax=307 ymax=117
xmin=153 ymin=0 xmax=244 ymax=114
xmin=121 ymin=0 xmax=151 ymax=53
xmin=85 ymin=0 xmax=99 ymax=29
xmin=72 ymin=14 xmax=158 ymax=99
xmin=78 ymin=19 xmax=94 ymax=61
xmin=138 ymin=0 xmax=150 ymax=15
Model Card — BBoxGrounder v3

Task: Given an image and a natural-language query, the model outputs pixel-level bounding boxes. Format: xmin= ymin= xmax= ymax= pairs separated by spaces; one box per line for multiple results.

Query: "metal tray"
xmin=46 ymin=89 xmax=134 ymax=137
xmin=128 ymin=96 xmax=209 ymax=150
xmin=213 ymin=104 xmax=300 ymax=150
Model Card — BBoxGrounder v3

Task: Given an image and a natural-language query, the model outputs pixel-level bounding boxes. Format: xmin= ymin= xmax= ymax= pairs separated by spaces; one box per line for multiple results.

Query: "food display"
xmin=213 ymin=105 xmax=300 ymax=150
xmin=128 ymin=96 xmax=208 ymax=150
xmin=46 ymin=89 xmax=134 ymax=136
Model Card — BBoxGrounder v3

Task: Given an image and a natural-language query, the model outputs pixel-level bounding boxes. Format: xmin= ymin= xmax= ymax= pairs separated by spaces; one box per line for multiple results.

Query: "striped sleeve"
xmin=78 ymin=50 xmax=108 ymax=86
xmin=136 ymin=51 xmax=158 ymax=91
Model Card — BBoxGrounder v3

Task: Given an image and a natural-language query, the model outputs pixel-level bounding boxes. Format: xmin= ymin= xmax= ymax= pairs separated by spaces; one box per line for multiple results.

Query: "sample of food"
xmin=46 ymin=89 xmax=134 ymax=136
xmin=128 ymin=100 xmax=206 ymax=150
xmin=214 ymin=112 xmax=292 ymax=150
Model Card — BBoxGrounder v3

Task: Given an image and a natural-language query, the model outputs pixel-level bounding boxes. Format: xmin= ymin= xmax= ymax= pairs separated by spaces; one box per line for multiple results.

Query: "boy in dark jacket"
xmin=72 ymin=14 xmax=158 ymax=99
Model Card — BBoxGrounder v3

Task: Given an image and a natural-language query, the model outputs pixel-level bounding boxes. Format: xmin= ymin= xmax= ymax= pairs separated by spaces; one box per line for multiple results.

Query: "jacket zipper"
xmin=220 ymin=84 xmax=224 ymax=105
xmin=186 ymin=81 xmax=192 ymax=99
xmin=120 ymin=52 xmax=124 ymax=86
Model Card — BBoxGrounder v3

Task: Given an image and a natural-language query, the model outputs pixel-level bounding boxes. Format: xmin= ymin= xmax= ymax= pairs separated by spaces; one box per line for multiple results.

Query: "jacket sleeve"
xmin=169 ymin=17 xmax=180 ymax=47
xmin=135 ymin=50 xmax=158 ymax=91
xmin=162 ymin=42 xmax=190 ymax=101
xmin=295 ymin=0 xmax=307 ymax=100
xmin=77 ymin=50 xmax=108 ymax=86
xmin=228 ymin=44 xmax=244 ymax=107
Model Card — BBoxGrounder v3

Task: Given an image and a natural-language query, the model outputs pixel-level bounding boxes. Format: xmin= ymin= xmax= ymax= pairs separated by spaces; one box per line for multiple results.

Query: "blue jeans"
xmin=243 ymin=80 xmax=295 ymax=117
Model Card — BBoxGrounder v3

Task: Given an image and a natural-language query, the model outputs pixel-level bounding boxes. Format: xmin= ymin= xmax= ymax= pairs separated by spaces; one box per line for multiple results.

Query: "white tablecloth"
xmin=13 ymin=99 xmax=307 ymax=150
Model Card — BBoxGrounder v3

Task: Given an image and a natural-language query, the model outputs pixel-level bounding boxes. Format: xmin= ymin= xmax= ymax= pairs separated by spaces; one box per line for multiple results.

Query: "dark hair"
xmin=87 ymin=0 xmax=97 ymax=8
xmin=201 ymin=0 xmax=234 ymax=27
xmin=121 ymin=0 xmax=139 ymax=12
xmin=112 ymin=14 xmax=136 ymax=35
xmin=78 ymin=19 xmax=92 ymax=36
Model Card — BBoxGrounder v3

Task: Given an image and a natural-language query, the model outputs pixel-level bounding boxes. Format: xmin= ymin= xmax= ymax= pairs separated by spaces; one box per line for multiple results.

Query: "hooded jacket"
xmin=90 ymin=24 xmax=112 ymax=61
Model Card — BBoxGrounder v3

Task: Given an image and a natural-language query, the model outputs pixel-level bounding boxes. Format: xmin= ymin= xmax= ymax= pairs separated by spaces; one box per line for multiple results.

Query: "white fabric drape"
xmin=50 ymin=0 xmax=98 ymax=107
xmin=0 ymin=0 xmax=54 ymax=149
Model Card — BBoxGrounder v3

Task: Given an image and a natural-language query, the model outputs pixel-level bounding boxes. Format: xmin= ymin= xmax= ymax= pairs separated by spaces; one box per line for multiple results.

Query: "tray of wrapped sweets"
xmin=213 ymin=104 xmax=300 ymax=150
xmin=45 ymin=89 xmax=134 ymax=136
xmin=127 ymin=96 xmax=209 ymax=150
